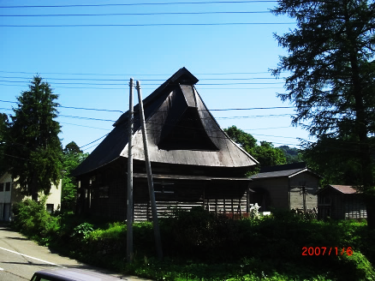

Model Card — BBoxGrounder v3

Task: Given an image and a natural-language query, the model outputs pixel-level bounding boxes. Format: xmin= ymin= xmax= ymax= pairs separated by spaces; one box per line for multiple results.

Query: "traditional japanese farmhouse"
xmin=73 ymin=67 xmax=258 ymax=221
xmin=249 ymin=163 xmax=320 ymax=212
xmin=317 ymin=185 xmax=367 ymax=220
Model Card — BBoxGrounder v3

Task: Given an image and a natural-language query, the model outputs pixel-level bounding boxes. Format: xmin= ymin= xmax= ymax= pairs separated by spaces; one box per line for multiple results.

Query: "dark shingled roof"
xmin=73 ymin=67 xmax=258 ymax=176
xmin=250 ymin=168 xmax=309 ymax=179
xmin=251 ymin=163 xmax=320 ymax=180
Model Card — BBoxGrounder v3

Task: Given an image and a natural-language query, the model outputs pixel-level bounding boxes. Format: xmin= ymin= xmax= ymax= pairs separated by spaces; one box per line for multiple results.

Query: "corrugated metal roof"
xmin=73 ymin=67 xmax=258 ymax=176
xmin=329 ymin=185 xmax=358 ymax=194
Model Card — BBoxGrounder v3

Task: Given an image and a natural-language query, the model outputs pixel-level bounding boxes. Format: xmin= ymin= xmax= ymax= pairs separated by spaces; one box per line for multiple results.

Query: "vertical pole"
xmin=126 ymin=78 xmax=134 ymax=263
xmin=136 ymin=80 xmax=163 ymax=260
xmin=302 ymin=185 xmax=307 ymax=213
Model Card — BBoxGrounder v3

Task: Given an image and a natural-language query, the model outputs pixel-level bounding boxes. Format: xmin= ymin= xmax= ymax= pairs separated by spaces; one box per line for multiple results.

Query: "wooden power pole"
xmin=126 ymin=78 xmax=134 ymax=263
xmin=135 ymin=80 xmax=163 ymax=260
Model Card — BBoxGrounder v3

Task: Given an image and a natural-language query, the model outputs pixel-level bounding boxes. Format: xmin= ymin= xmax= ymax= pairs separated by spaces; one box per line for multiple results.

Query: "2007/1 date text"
xmin=302 ymin=247 xmax=353 ymax=256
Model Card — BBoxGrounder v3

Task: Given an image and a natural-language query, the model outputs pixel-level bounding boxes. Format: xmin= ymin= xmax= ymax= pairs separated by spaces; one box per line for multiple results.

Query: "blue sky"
xmin=1 ymin=0 xmax=313 ymax=153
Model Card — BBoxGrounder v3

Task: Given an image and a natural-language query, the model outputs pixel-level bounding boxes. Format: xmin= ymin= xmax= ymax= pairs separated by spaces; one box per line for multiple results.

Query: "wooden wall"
xmin=250 ymin=177 xmax=289 ymax=210
xmin=289 ymin=172 xmax=319 ymax=210
xmin=78 ymin=168 xmax=251 ymax=222
xmin=318 ymin=189 xmax=367 ymax=220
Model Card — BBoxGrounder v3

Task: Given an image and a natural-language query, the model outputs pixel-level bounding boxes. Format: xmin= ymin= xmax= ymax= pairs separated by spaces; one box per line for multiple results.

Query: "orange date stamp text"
xmin=302 ymin=246 xmax=353 ymax=256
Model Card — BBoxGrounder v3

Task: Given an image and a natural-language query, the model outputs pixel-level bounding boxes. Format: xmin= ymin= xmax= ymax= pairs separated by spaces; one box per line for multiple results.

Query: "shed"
xmin=317 ymin=185 xmax=367 ymax=220
xmin=73 ymin=67 xmax=258 ymax=221
xmin=250 ymin=163 xmax=320 ymax=212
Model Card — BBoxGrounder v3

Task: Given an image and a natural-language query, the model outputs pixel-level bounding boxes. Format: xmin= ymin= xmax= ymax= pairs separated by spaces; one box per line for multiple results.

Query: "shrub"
xmin=12 ymin=196 xmax=56 ymax=237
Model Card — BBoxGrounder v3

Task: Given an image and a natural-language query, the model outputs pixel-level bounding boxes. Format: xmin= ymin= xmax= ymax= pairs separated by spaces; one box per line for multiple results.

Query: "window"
xmin=5 ymin=182 xmax=10 ymax=191
xmin=0 ymin=183 xmax=3 ymax=192
xmin=46 ymin=204 xmax=54 ymax=214
xmin=154 ymin=182 xmax=174 ymax=194
xmin=99 ymin=186 xmax=109 ymax=198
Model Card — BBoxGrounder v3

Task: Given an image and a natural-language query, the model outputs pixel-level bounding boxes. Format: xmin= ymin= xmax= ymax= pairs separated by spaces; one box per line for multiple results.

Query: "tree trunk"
xmin=30 ymin=174 xmax=38 ymax=202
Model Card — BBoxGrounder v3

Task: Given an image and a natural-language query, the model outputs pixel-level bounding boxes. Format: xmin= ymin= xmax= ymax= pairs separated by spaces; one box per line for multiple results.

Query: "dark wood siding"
xmin=318 ymin=188 xmax=367 ymax=220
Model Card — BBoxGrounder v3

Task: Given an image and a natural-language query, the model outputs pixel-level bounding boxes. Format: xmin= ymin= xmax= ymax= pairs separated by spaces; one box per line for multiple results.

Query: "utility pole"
xmin=302 ymin=185 xmax=307 ymax=213
xmin=136 ymin=80 xmax=163 ymax=260
xmin=126 ymin=78 xmax=134 ymax=263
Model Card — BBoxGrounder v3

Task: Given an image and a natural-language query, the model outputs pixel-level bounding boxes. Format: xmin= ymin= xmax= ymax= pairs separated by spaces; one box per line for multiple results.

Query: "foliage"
xmin=278 ymin=145 xmax=303 ymax=164
xmin=271 ymin=0 xmax=375 ymax=228
xmin=71 ymin=222 xmax=94 ymax=240
xmin=224 ymin=125 xmax=257 ymax=152
xmin=12 ymin=196 xmax=60 ymax=242
xmin=61 ymin=141 xmax=88 ymax=211
xmin=302 ymin=136 xmax=364 ymax=186
xmin=4 ymin=76 xmax=62 ymax=200
xmin=224 ymin=126 xmax=286 ymax=168
xmin=253 ymin=141 xmax=287 ymax=167
xmin=10 ymin=205 xmax=375 ymax=281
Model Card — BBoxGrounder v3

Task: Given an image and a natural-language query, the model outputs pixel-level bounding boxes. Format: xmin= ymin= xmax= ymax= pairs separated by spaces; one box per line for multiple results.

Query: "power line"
xmin=60 ymin=122 xmax=111 ymax=131
xmin=0 ymin=1 xmax=278 ymax=9
xmin=210 ymin=107 xmax=293 ymax=111
xmin=0 ymin=84 xmax=283 ymax=90
xmin=2 ymin=11 xmax=271 ymax=17
xmin=0 ymin=80 xmax=283 ymax=85
xmin=0 ymin=100 xmax=123 ymax=113
xmin=0 ymin=70 xmax=283 ymax=76
xmin=80 ymin=133 xmax=110 ymax=148
xmin=0 ymin=23 xmax=295 ymax=28
xmin=0 ymin=76 xmax=282 ymax=81
xmin=1 ymin=99 xmax=297 ymax=113
xmin=59 ymin=115 xmax=117 ymax=122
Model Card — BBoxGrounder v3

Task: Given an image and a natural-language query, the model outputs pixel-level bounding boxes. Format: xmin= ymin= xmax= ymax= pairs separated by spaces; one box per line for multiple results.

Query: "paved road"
xmin=0 ymin=225 xmax=152 ymax=281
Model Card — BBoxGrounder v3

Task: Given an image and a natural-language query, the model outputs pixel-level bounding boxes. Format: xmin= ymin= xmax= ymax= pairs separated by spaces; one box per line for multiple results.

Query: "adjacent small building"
xmin=250 ymin=163 xmax=320 ymax=212
xmin=0 ymin=172 xmax=62 ymax=221
xmin=317 ymin=184 xmax=367 ymax=220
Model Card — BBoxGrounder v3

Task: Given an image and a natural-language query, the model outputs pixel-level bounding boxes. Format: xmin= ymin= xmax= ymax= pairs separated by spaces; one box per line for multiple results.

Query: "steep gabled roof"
xmin=73 ymin=67 xmax=258 ymax=176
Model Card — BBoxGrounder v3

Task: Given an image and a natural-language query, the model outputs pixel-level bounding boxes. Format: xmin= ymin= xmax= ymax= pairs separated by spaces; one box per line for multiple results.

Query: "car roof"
xmin=33 ymin=268 xmax=125 ymax=281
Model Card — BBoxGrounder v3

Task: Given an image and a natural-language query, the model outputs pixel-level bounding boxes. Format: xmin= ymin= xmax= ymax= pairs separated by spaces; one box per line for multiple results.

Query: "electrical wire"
xmin=0 ymin=1 xmax=278 ymax=9
xmin=0 ymin=23 xmax=295 ymax=28
xmin=0 ymin=76 xmax=283 ymax=81
xmin=0 ymin=79 xmax=284 ymax=85
xmin=80 ymin=133 xmax=110 ymax=148
xmin=60 ymin=122 xmax=110 ymax=131
xmin=0 ymin=84 xmax=284 ymax=90
xmin=0 ymin=70 xmax=284 ymax=76
xmin=0 ymin=100 xmax=123 ymax=113
xmin=2 ymin=11 xmax=271 ymax=17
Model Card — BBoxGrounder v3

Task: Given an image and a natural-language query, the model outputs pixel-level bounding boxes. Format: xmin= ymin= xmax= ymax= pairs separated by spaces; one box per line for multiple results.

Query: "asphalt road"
xmin=0 ymin=224 xmax=152 ymax=281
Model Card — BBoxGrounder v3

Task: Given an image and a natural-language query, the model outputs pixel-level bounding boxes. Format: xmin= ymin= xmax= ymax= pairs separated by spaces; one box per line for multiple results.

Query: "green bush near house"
xmin=10 ymin=204 xmax=375 ymax=281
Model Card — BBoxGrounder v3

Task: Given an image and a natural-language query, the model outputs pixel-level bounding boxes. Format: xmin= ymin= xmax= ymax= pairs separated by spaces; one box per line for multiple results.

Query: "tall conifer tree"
xmin=6 ymin=77 xmax=62 ymax=201
xmin=271 ymin=0 xmax=375 ymax=227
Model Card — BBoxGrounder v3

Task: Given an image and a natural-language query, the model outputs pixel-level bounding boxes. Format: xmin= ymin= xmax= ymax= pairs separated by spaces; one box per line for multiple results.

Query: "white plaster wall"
xmin=0 ymin=173 xmax=13 ymax=204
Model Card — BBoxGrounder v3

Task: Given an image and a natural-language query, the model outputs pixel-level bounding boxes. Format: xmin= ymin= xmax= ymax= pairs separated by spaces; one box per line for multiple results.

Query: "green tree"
xmin=61 ymin=141 xmax=88 ymax=211
xmin=254 ymin=141 xmax=287 ymax=167
xmin=302 ymin=136 xmax=362 ymax=186
xmin=224 ymin=125 xmax=257 ymax=152
xmin=5 ymin=77 xmax=62 ymax=201
xmin=279 ymin=145 xmax=303 ymax=164
xmin=224 ymin=126 xmax=286 ymax=168
xmin=271 ymin=0 xmax=375 ymax=228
